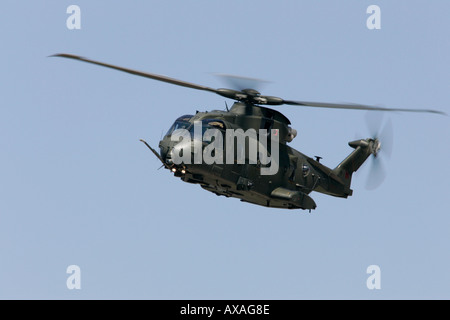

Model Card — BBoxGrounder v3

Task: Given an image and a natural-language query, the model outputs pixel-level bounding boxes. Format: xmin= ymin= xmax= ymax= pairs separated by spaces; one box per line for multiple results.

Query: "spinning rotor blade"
xmin=364 ymin=112 xmax=394 ymax=190
xmin=50 ymin=53 xmax=218 ymax=94
xmin=213 ymin=73 xmax=269 ymax=91
xmin=365 ymin=112 xmax=394 ymax=158
xmin=379 ymin=119 xmax=393 ymax=158
xmin=52 ymin=53 xmax=447 ymax=115
xmin=282 ymin=100 xmax=446 ymax=115
xmin=365 ymin=111 xmax=384 ymax=138
xmin=366 ymin=156 xmax=387 ymax=190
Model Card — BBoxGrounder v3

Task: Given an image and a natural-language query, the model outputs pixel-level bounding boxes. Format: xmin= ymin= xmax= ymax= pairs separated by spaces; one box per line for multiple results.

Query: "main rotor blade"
xmin=282 ymin=100 xmax=447 ymax=115
xmin=50 ymin=53 xmax=218 ymax=94
xmin=51 ymin=54 xmax=447 ymax=116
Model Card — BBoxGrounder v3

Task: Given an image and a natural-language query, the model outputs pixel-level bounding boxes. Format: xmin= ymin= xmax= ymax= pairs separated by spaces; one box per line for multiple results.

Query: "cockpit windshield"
xmin=166 ymin=117 xmax=226 ymax=138
xmin=165 ymin=115 xmax=193 ymax=136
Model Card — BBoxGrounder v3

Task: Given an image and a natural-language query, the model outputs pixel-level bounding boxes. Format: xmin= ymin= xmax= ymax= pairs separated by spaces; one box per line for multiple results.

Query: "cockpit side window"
xmin=187 ymin=119 xmax=226 ymax=137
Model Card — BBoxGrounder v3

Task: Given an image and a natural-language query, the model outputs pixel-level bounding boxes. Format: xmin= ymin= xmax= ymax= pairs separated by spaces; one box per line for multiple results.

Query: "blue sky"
xmin=1 ymin=1 xmax=449 ymax=299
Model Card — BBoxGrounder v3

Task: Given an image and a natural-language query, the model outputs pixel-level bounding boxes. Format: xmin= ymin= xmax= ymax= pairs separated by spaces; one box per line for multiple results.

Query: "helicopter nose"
xmin=159 ymin=140 xmax=185 ymax=165
xmin=159 ymin=143 xmax=169 ymax=162
xmin=159 ymin=134 xmax=178 ymax=162
xmin=167 ymin=139 xmax=194 ymax=165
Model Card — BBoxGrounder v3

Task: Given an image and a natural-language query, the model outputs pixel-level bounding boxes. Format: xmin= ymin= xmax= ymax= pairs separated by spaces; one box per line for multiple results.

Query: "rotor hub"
xmin=371 ymin=139 xmax=381 ymax=157
xmin=241 ymin=88 xmax=261 ymax=97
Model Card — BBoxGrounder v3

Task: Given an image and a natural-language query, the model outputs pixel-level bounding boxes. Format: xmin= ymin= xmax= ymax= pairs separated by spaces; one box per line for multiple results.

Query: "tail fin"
xmin=333 ymin=139 xmax=374 ymax=190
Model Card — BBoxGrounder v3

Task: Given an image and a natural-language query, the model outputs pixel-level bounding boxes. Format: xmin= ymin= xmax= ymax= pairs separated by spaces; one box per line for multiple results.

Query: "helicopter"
xmin=52 ymin=54 xmax=446 ymax=211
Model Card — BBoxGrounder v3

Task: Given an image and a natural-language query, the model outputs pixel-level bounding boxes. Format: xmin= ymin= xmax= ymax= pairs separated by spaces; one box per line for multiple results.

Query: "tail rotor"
xmin=364 ymin=112 xmax=394 ymax=190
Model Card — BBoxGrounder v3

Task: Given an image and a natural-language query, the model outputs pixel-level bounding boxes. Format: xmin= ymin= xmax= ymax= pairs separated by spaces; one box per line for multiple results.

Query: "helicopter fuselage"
xmin=157 ymin=102 xmax=368 ymax=210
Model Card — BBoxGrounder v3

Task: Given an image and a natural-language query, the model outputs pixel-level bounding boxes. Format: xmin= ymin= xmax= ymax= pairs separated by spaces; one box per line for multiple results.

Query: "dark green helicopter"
xmin=52 ymin=54 xmax=445 ymax=211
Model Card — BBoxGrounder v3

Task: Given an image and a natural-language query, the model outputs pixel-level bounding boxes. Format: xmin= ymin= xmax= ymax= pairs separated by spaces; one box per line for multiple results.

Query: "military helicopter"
xmin=52 ymin=54 xmax=445 ymax=211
